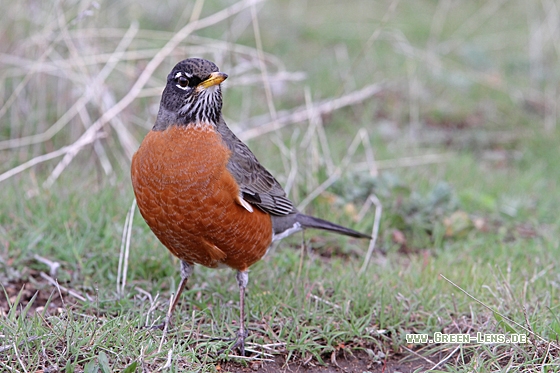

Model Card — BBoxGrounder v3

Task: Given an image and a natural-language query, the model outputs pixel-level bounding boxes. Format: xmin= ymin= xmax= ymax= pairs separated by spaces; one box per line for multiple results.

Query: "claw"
xmin=231 ymin=328 xmax=248 ymax=355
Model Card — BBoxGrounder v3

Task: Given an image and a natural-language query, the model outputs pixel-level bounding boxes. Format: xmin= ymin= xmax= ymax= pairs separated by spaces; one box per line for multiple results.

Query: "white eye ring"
xmin=174 ymin=73 xmax=190 ymax=90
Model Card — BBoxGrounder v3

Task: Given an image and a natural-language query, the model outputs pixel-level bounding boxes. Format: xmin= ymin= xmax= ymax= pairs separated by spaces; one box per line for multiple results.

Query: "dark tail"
xmin=271 ymin=213 xmax=371 ymax=241
xmin=296 ymin=213 xmax=371 ymax=239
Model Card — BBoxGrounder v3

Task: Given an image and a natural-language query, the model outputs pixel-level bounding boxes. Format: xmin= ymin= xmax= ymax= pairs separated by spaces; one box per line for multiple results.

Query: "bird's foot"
xmin=218 ymin=329 xmax=248 ymax=356
xmin=231 ymin=328 xmax=248 ymax=356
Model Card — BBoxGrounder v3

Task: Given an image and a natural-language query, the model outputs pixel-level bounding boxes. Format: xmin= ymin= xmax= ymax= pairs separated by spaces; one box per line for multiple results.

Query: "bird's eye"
xmin=175 ymin=75 xmax=189 ymax=90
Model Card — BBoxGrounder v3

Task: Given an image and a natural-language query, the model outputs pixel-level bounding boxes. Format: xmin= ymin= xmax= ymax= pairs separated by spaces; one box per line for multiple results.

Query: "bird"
xmin=131 ymin=57 xmax=370 ymax=355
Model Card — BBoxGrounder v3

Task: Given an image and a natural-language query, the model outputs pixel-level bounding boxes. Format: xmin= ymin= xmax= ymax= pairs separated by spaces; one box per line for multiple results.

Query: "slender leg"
xmin=158 ymin=261 xmax=193 ymax=331
xmin=231 ymin=270 xmax=249 ymax=355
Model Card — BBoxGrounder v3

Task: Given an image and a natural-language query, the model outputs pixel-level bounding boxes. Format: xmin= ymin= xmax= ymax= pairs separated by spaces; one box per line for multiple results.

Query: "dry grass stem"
xmin=39 ymin=272 xmax=90 ymax=302
xmin=301 ymin=86 xmax=333 ymax=172
xmin=140 ymin=290 xmax=161 ymax=328
xmin=44 ymin=0 xmax=264 ymax=187
xmin=440 ymin=274 xmax=560 ymax=350
xmin=117 ymin=199 xmax=136 ymax=298
xmin=250 ymin=2 xmax=277 ymax=122
xmin=224 ymin=354 xmax=275 ymax=362
xmin=0 ymin=132 xmax=104 ymax=184
xmin=158 ymin=293 xmax=176 ymax=353
xmin=355 ymin=153 xmax=454 ymax=171
xmin=0 ymin=337 xmax=41 ymax=354
xmin=429 ymin=344 xmax=461 ymax=370
xmin=33 ymin=255 xmax=61 ymax=278
xmin=0 ymin=22 xmax=139 ymax=152
xmin=309 ymin=294 xmax=341 ymax=310
xmin=0 ymin=0 xmax=265 ymax=187
xmin=400 ymin=345 xmax=436 ymax=365
xmin=13 ymin=342 xmax=28 ymax=373
xmin=157 ymin=347 xmax=173 ymax=371
xmin=297 ymin=128 xmax=376 ymax=210
xmin=359 ymin=194 xmax=382 ymax=274
xmin=239 ymin=82 xmax=385 ymax=141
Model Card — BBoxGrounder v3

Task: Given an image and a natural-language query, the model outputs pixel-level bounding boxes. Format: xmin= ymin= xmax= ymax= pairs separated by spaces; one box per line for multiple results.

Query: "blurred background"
xmin=3 ymin=0 xmax=558 ymax=189
xmin=1 ymin=0 xmax=560 ymax=370
xmin=2 ymin=0 xmax=559 ymax=250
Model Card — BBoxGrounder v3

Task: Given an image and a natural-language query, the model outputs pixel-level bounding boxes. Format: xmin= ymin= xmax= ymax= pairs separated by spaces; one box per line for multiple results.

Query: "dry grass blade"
xmin=358 ymin=153 xmax=455 ymax=171
xmin=297 ymin=128 xmax=376 ymax=210
xmin=0 ymin=30 xmax=60 ymax=124
xmin=440 ymin=275 xmax=560 ymax=350
xmin=117 ymin=199 xmax=136 ymax=298
xmin=44 ymin=0 xmax=265 ymax=188
xmin=77 ymin=108 xmax=115 ymax=181
xmin=301 ymin=86 xmax=334 ymax=173
xmin=33 ymin=255 xmax=61 ymax=277
xmin=359 ymin=194 xmax=382 ymax=274
xmin=223 ymin=354 xmax=275 ymax=362
xmin=0 ymin=0 xmax=265 ymax=187
xmin=39 ymin=272 xmax=90 ymax=302
xmin=0 ymin=132 xmax=105 ymax=184
xmin=429 ymin=344 xmax=460 ymax=370
xmin=0 ymin=337 xmax=41 ymax=354
xmin=400 ymin=345 xmax=436 ymax=366
xmin=12 ymin=342 xmax=28 ymax=373
xmin=157 ymin=348 xmax=173 ymax=371
xmin=309 ymin=294 xmax=341 ymax=309
xmin=239 ymin=82 xmax=385 ymax=141
xmin=250 ymin=2 xmax=277 ymax=121
xmin=442 ymin=0 xmax=509 ymax=53
xmin=0 ymin=22 xmax=139 ymax=151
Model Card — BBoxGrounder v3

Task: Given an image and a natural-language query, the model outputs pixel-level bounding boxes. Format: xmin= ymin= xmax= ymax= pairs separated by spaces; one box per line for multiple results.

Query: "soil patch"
xmin=0 ymin=272 xmax=79 ymax=316
xmin=221 ymin=351 xmax=432 ymax=373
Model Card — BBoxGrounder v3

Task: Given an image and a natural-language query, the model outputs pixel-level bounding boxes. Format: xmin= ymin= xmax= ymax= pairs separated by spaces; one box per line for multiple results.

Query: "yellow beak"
xmin=198 ymin=72 xmax=228 ymax=89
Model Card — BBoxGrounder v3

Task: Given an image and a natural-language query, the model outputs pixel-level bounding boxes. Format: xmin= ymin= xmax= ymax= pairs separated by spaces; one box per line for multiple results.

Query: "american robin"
xmin=131 ymin=58 xmax=370 ymax=354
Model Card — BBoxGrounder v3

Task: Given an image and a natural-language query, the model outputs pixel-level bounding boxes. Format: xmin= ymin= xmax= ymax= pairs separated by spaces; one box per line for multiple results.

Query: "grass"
xmin=1 ymin=0 xmax=560 ymax=372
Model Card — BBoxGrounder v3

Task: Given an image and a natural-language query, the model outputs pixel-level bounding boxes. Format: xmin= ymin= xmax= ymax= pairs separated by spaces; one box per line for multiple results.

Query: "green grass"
xmin=2 ymin=0 xmax=560 ymax=372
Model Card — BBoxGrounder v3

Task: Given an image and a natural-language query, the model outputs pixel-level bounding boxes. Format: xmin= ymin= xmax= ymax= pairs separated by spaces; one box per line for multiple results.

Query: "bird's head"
xmin=154 ymin=58 xmax=228 ymax=130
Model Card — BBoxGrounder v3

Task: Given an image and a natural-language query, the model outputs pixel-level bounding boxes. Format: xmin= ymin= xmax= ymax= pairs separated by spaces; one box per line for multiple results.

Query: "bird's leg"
xmin=154 ymin=260 xmax=192 ymax=331
xmin=231 ymin=270 xmax=249 ymax=355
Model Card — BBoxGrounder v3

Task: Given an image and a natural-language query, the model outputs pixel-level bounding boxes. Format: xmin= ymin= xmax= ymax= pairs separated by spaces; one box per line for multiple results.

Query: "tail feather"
xmin=271 ymin=213 xmax=370 ymax=240
xmin=297 ymin=214 xmax=371 ymax=239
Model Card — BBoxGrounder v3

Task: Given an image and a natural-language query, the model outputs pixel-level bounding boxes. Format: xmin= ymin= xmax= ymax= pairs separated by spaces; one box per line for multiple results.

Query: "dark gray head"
xmin=153 ymin=58 xmax=228 ymax=130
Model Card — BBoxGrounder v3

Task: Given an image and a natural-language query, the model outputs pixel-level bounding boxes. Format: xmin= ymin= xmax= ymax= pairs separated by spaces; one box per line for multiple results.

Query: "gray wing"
xmin=216 ymin=119 xmax=296 ymax=216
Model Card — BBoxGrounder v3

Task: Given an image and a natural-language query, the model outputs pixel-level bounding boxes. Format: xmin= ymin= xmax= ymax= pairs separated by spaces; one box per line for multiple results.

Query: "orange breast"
xmin=131 ymin=125 xmax=273 ymax=271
